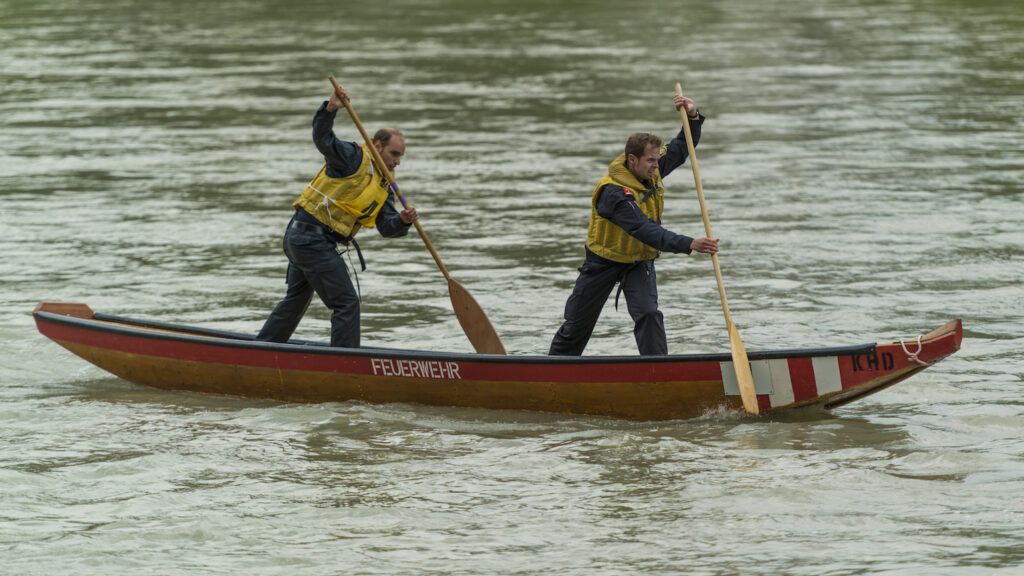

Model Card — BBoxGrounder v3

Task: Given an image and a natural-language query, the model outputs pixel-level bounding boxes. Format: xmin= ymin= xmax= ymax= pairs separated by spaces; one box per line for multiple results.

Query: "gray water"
xmin=2 ymin=0 xmax=1023 ymax=574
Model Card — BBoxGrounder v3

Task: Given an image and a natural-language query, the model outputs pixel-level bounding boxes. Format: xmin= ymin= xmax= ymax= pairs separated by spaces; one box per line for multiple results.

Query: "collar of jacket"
xmin=608 ymin=153 xmax=660 ymax=200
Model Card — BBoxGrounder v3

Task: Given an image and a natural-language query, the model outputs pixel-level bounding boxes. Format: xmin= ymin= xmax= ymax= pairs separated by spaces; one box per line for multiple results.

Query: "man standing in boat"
xmin=548 ymin=93 xmax=719 ymax=356
xmin=257 ymin=86 xmax=418 ymax=348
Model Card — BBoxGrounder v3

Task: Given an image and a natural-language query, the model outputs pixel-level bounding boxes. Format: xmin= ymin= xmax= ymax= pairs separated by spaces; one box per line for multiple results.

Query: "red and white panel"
xmin=721 ymin=356 xmax=843 ymax=409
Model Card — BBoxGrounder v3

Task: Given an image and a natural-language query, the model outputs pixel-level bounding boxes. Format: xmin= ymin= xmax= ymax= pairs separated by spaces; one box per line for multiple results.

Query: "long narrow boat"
xmin=33 ymin=302 xmax=962 ymax=420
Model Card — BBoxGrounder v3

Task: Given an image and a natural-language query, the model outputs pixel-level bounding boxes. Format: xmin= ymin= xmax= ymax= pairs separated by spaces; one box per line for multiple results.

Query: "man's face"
xmin=374 ymin=136 xmax=406 ymax=172
xmin=626 ymin=144 xmax=660 ymax=181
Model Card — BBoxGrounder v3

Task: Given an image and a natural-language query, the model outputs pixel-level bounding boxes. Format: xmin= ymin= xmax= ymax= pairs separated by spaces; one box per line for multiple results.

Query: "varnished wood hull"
xmin=33 ymin=302 xmax=962 ymax=420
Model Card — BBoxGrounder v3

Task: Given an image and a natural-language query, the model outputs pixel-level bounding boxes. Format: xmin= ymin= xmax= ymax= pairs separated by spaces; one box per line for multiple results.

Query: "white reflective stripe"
xmin=749 ymin=361 xmax=774 ymax=394
xmin=766 ymin=358 xmax=794 ymax=407
xmin=812 ymin=356 xmax=842 ymax=394
xmin=721 ymin=360 xmax=774 ymax=396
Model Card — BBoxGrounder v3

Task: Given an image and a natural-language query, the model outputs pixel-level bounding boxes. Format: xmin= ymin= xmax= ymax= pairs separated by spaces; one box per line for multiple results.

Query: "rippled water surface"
xmin=2 ymin=0 xmax=1023 ymax=574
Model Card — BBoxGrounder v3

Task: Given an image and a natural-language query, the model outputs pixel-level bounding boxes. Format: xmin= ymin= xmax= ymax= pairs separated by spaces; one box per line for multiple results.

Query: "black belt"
xmin=287 ymin=220 xmax=366 ymax=271
xmin=288 ymin=219 xmax=342 ymax=240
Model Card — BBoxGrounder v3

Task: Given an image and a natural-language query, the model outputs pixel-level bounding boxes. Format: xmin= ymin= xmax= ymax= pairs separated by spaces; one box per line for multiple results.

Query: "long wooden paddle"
xmin=328 ymin=75 xmax=507 ymax=355
xmin=675 ymin=82 xmax=759 ymax=414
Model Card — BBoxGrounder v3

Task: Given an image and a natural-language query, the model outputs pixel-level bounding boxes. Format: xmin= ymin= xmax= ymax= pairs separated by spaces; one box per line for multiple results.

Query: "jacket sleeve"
xmin=374 ymin=189 xmax=412 ymax=238
xmin=659 ymin=114 xmax=704 ymax=179
xmin=311 ymin=101 xmax=363 ymax=178
xmin=596 ymin=184 xmax=694 ymax=254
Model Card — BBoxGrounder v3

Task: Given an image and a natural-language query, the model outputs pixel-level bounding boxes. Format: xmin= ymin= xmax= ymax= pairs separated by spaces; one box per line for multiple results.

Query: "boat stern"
xmin=33 ymin=302 xmax=95 ymax=319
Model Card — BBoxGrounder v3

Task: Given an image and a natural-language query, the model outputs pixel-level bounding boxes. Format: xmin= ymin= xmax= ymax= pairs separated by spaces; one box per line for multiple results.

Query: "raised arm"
xmin=312 ymin=89 xmax=363 ymax=178
xmin=659 ymin=94 xmax=704 ymax=179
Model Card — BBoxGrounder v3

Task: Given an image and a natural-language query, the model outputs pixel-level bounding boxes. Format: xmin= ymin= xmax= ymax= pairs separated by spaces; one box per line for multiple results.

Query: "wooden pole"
xmin=675 ymin=82 xmax=759 ymax=414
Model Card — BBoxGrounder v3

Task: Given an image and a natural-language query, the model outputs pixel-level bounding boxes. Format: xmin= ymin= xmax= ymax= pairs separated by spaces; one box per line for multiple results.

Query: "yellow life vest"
xmin=585 ymin=153 xmax=665 ymax=263
xmin=292 ymin=143 xmax=391 ymax=239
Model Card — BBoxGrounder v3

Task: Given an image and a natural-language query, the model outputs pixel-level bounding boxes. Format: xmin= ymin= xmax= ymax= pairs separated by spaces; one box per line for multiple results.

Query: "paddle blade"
xmin=447 ymin=278 xmax=507 ymax=355
xmin=728 ymin=322 xmax=760 ymax=415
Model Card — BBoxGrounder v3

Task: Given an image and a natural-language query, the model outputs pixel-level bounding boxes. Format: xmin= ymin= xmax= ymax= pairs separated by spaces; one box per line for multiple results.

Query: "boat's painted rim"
xmin=35 ymin=309 xmax=878 ymax=364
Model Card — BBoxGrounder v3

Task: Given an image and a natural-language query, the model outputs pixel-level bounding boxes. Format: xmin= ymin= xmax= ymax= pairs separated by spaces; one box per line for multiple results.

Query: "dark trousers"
xmin=257 ymin=221 xmax=360 ymax=348
xmin=549 ymin=251 xmax=667 ymax=356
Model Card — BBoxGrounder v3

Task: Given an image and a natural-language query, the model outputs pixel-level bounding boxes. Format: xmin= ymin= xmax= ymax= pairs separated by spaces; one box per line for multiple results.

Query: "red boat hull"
xmin=33 ymin=303 xmax=963 ymax=420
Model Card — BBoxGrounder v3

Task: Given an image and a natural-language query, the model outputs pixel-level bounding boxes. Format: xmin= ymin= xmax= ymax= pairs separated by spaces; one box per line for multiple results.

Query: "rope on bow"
xmin=899 ymin=335 xmax=931 ymax=366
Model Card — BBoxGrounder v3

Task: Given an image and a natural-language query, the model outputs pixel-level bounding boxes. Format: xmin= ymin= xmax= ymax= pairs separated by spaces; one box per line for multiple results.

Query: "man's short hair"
xmin=373 ymin=127 xmax=404 ymax=146
xmin=624 ymin=133 xmax=662 ymax=158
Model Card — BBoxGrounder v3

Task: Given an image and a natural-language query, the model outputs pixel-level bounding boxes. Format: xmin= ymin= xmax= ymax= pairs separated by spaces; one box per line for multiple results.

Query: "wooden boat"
xmin=33 ymin=302 xmax=962 ymax=420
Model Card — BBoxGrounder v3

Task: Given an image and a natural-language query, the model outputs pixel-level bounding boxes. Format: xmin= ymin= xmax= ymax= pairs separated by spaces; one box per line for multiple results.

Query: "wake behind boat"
xmin=33 ymin=302 xmax=962 ymax=420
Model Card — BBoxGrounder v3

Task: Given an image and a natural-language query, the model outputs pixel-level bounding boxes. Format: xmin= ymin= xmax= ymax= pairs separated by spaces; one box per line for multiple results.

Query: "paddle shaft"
xmin=328 ymin=76 xmax=451 ymax=280
xmin=675 ymin=82 xmax=759 ymax=414
xmin=674 ymin=84 xmax=732 ymax=319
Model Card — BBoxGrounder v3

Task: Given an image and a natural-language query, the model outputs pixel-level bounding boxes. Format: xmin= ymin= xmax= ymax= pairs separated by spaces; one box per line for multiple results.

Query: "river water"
xmin=2 ymin=0 xmax=1022 ymax=574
